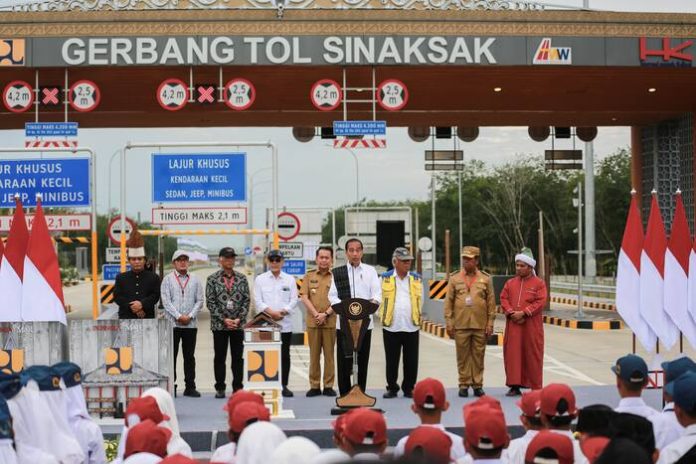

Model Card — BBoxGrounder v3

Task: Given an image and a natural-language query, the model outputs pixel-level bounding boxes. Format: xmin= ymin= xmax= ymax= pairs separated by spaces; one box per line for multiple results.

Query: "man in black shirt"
xmin=114 ymin=229 xmax=160 ymax=319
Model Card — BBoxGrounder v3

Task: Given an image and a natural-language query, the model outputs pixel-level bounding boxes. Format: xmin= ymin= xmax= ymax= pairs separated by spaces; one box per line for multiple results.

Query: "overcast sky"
xmin=1 ymin=0 xmax=694 ymax=251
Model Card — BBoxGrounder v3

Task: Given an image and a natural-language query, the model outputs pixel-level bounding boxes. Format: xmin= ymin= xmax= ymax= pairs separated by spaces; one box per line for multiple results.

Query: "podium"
xmin=331 ymin=297 xmax=379 ymax=412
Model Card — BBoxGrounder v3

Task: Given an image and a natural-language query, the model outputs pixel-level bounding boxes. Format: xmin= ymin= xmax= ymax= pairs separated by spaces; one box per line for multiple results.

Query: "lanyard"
xmin=462 ymin=271 xmax=477 ymax=291
xmin=175 ymin=272 xmax=190 ymax=296
xmin=223 ymin=274 xmax=235 ymax=292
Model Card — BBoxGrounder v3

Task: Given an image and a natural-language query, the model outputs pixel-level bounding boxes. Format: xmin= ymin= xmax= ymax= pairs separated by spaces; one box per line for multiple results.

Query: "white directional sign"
xmin=107 ymin=216 xmax=135 ymax=245
xmin=151 ymin=207 xmax=247 ymax=225
xmin=377 ymin=78 xmax=409 ymax=111
xmin=0 ymin=213 xmax=91 ymax=232
xmin=105 ymin=247 xmax=122 ymax=263
xmin=2 ymin=80 xmax=33 ymax=113
xmin=279 ymin=241 xmax=304 ymax=259
xmin=224 ymin=78 xmax=256 ymax=110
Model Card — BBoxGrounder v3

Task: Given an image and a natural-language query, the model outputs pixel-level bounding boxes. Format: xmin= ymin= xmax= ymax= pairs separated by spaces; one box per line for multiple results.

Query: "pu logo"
xmin=105 ymin=346 xmax=133 ymax=375
xmin=533 ymin=38 xmax=572 ymax=65
xmin=0 ymin=39 xmax=25 ymax=66
xmin=247 ymin=350 xmax=279 ymax=382
xmin=0 ymin=349 xmax=24 ymax=374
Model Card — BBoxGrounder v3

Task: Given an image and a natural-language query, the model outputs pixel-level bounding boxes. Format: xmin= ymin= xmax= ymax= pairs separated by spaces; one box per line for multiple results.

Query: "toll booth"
xmin=243 ymin=313 xmax=294 ymax=418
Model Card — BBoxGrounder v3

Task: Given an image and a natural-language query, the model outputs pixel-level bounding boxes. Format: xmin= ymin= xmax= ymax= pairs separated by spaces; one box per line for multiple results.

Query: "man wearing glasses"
xmin=254 ymin=249 xmax=299 ymax=397
xmin=114 ymin=229 xmax=160 ymax=319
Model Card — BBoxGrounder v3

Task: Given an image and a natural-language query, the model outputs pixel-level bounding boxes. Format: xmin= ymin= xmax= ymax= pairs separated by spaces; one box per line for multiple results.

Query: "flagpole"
xmin=632 ymin=333 xmax=636 ymax=355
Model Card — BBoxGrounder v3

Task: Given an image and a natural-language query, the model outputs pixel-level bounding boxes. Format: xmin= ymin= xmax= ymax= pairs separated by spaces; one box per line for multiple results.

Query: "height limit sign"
xmin=310 ymin=79 xmax=342 ymax=111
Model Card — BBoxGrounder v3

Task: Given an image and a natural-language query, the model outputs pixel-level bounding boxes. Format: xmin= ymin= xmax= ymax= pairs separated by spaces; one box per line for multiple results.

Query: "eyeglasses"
xmin=269 ymin=257 xmax=282 ymax=263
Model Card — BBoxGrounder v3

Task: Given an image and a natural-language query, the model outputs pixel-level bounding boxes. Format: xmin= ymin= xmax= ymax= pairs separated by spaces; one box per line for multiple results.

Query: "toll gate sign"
xmin=0 ymin=158 xmax=90 ymax=207
xmin=310 ymin=79 xmax=342 ymax=111
xmin=152 ymin=153 xmax=247 ymax=203
xmin=224 ymin=78 xmax=256 ymax=110
xmin=377 ymin=79 xmax=408 ymax=111
xmin=2 ymin=80 xmax=33 ymax=113
xmin=157 ymin=78 xmax=189 ymax=111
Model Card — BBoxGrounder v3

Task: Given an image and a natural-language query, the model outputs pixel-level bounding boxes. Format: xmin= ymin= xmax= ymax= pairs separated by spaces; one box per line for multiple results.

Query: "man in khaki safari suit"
xmin=444 ymin=246 xmax=496 ymax=398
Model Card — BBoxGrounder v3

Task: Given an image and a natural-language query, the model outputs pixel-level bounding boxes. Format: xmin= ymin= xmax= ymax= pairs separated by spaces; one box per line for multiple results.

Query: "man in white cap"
xmin=161 ymin=250 xmax=204 ymax=397
xmin=500 ymin=247 xmax=547 ymax=396
xmin=114 ymin=229 xmax=160 ymax=319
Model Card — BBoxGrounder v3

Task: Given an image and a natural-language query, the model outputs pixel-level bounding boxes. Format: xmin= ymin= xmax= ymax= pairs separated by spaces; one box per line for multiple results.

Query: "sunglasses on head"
xmin=269 ymin=257 xmax=282 ymax=263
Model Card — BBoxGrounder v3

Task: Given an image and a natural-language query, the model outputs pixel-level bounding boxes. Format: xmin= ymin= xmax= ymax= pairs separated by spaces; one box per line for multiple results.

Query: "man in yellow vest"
xmin=380 ymin=247 xmax=423 ymax=399
xmin=444 ymin=246 xmax=496 ymax=398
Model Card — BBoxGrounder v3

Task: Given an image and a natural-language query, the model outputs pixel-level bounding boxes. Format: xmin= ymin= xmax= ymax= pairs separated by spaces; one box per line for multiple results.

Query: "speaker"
xmin=321 ymin=127 xmax=336 ymax=139
xmin=376 ymin=220 xmax=405 ymax=269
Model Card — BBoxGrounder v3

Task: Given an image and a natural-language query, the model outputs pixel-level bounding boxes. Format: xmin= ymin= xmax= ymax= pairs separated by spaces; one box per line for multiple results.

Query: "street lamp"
xmin=107 ymin=148 xmax=121 ymax=216
xmin=247 ymin=167 xmax=273 ymax=249
xmin=573 ymin=182 xmax=585 ymax=318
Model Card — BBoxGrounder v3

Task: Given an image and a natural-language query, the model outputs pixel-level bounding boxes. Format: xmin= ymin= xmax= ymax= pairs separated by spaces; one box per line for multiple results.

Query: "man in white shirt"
xmin=658 ymin=371 xmax=696 ymax=464
xmin=160 ymin=250 xmax=204 ymax=397
xmin=654 ymin=357 xmax=695 ymax=450
xmin=328 ymin=238 xmax=382 ymax=396
xmin=612 ymin=354 xmax=659 ymax=418
xmin=254 ymin=249 xmax=298 ymax=397
xmin=380 ymin=247 xmax=423 ymax=399
xmin=505 ymin=390 xmax=542 ymax=464
xmin=392 ymin=378 xmax=467 ymax=462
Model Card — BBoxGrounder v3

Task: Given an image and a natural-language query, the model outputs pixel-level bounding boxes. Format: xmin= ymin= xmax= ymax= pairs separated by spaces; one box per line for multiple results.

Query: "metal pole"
xmin=248 ymin=168 xmax=272 ymax=251
xmin=585 ymin=140 xmax=597 ymax=278
xmin=107 ymin=149 xmax=119 ymax=216
xmin=331 ymin=209 xmax=336 ymax=249
xmin=577 ymin=181 xmax=585 ymax=318
xmin=444 ymin=229 xmax=451 ymax=275
xmin=458 ymin=171 xmax=463 ymax=255
xmin=431 ymin=174 xmax=436 ymax=279
xmin=415 ymin=208 xmax=421 ymax=274
xmin=344 ymin=148 xmax=359 ymax=237
xmin=538 ymin=210 xmax=545 ymax=279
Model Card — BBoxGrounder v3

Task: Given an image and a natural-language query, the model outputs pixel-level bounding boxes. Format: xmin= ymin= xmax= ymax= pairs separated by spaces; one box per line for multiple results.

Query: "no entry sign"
xmin=157 ymin=78 xmax=189 ymax=111
xmin=377 ymin=79 xmax=408 ymax=111
xmin=277 ymin=211 xmax=301 ymax=241
xmin=310 ymin=79 xmax=342 ymax=111
xmin=224 ymin=78 xmax=256 ymax=110
xmin=107 ymin=216 xmax=135 ymax=245
xmin=2 ymin=80 xmax=33 ymax=113
xmin=69 ymin=80 xmax=100 ymax=112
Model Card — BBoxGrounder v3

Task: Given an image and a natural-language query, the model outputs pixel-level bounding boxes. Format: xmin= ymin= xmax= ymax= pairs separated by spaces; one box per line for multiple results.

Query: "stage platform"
xmin=101 ymin=385 xmax=664 ymax=452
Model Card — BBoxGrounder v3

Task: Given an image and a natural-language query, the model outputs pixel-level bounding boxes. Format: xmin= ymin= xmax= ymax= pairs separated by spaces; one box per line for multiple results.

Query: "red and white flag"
xmin=617 ymin=192 xmax=656 ymax=351
xmin=665 ymin=192 xmax=696 ymax=348
xmin=687 ymin=228 xmax=696 ymax=344
xmin=640 ymin=193 xmax=679 ymax=349
xmin=21 ymin=198 xmax=66 ymax=324
xmin=0 ymin=198 xmax=29 ymax=322
xmin=0 ymin=234 xmax=4 ymax=270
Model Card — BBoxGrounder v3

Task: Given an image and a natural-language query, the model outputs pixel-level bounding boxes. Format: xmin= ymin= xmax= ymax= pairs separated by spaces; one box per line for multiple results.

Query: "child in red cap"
xmin=340 ymin=408 xmax=388 ymax=458
xmin=404 ymin=426 xmax=453 ymax=464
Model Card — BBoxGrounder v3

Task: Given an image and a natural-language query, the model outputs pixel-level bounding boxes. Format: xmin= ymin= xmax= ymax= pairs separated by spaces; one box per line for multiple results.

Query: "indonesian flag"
xmin=0 ymin=234 xmax=4 ymax=269
xmin=21 ymin=198 xmax=66 ymax=324
xmin=0 ymin=198 xmax=29 ymax=322
xmin=665 ymin=192 xmax=696 ymax=348
xmin=617 ymin=192 xmax=655 ymax=351
xmin=640 ymin=193 xmax=679 ymax=349
xmin=687 ymin=228 xmax=696 ymax=346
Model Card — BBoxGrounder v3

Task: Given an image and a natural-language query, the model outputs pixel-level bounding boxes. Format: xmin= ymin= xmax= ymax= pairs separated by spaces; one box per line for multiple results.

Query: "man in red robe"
xmin=500 ymin=247 xmax=547 ymax=396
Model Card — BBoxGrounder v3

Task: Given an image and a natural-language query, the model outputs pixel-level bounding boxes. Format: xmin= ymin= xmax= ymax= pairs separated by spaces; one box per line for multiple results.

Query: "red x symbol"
xmin=197 ymin=86 xmax=215 ymax=103
xmin=41 ymin=87 xmax=59 ymax=105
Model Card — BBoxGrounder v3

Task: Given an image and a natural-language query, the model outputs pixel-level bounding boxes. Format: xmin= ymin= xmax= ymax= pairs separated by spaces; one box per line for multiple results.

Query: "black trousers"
xmin=213 ymin=330 xmax=244 ymax=392
xmin=336 ymin=329 xmax=372 ymax=396
xmin=383 ymin=329 xmax=419 ymax=394
xmin=281 ymin=332 xmax=292 ymax=387
xmin=173 ymin=328 xmax=197 ymax=389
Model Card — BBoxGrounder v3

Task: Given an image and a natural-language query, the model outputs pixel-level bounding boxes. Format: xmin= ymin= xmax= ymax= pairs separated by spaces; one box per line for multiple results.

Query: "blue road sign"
xmin=0 ymin=158 xmax=90 ymax=207
xmin=152 ymin=153 xmax=247 ymax=203
xmin=25 ymin=122 xmax=78 ymax=137
xmin=333 ymin=120 xmax=386 ymax=136
xmin=282 ymin=259 xmax=306 ymax=276
xmin=244 ymin=246 xmax=252 ymax=256
xmin=102 ymin=264 xmax=130 ymax=282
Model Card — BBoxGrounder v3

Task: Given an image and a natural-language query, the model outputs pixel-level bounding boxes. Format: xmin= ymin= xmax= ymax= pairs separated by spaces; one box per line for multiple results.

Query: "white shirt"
xmin=254 ymin=271 xmax=299 ymax=333
xmin=657 ymin=423 xmax=696 ymax=464
xmin=653 ymin=403 xmax=685 ymax=450
xmin=328 ymin=262 xmax=382 ymax=330
xmin=384 ymin=272 xmax=420 ymax=333
xmin=393 ymin=423 xmax=467 ymax=461
xmin=503 ymin=430 xmax=538 ymax=464
xmin=615 ymin=397 xmax=659 ymax=418
xmin=211 ymin=442 xmax=236 ymax=463
xmin=550 ymin=430 xmax=588 ymax=464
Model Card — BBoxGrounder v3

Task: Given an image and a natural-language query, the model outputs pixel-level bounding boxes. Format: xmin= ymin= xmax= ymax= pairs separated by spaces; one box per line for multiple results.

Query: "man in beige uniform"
xmin=300 ymin=246 xmax=337 ymax=397
xmin=444 ymin=246 xmax=496 ymax=398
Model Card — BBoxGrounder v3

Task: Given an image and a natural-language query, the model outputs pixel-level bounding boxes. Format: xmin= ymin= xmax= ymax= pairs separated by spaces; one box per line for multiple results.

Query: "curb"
xmin=550 ymin=296 xmax=615 ymax=311
xmin=542 ymin=315 xmax=623 ymax=330
xmin=420 ymin=320 xmax=503 ymax=346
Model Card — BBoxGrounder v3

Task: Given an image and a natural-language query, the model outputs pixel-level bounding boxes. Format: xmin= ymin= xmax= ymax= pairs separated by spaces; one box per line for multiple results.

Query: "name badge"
xmin=226 ymin=300 xmax=234 ymax=310
xmin=465 ymin=296 xmax=473 ymax=307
